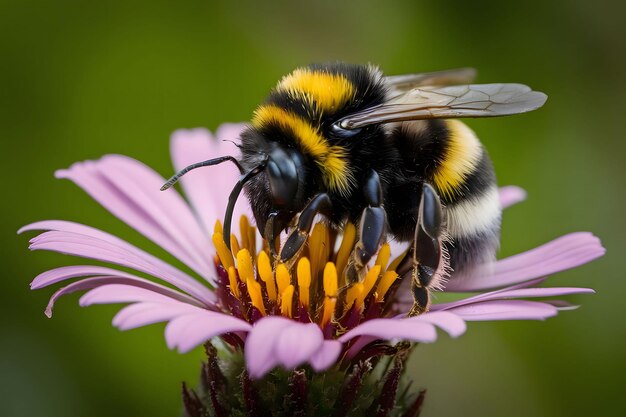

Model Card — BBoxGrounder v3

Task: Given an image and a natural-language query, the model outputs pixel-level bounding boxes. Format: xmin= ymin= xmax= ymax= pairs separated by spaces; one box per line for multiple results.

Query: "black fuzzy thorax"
xmin=240 ymin=63 xmax=403 ymax=229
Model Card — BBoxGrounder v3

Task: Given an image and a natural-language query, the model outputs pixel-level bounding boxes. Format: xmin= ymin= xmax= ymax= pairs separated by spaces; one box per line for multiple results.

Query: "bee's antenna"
xmin=221 ymin=139 xmax=244 ymax=149
xmin=222 ymin=159 xmax=268 ymax=249
xmin=160 ymin=156 xmax=244 ymax=191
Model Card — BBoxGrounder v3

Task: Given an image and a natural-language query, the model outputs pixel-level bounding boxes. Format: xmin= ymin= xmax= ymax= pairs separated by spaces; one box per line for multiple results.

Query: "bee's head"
xmin=239 ymin=132 xmax=310 ymax=247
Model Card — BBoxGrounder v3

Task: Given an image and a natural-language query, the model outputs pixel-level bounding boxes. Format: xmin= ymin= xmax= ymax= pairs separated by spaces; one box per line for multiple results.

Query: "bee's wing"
xmin=385 ymin=67 xmax=477 ymax=95
xmin=338 ymin=83 xmax=548 ymax=129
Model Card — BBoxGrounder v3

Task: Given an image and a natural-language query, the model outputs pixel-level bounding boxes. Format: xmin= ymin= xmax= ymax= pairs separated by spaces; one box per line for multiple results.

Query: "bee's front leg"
xmin=397 ymin=183 xmax=444 ymax=316
xmin=279 ymin=193 xmax=332 ymax=264
xmin=347 ymin=170 xmax=387 ymax=284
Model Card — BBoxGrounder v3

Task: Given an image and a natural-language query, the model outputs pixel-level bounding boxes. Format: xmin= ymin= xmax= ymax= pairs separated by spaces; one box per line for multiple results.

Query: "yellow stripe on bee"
xmin=277 ymin=68 xmax=355 ymax=113
xmin=432 ymin=120 xmax=483 ymax=199
xmin=251 ymin=104 xmax=353 ymax=194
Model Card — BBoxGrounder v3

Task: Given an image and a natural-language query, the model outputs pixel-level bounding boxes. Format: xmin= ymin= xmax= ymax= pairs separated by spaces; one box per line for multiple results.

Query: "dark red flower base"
xmin=182 ymin=343 xmax=426 ymax=417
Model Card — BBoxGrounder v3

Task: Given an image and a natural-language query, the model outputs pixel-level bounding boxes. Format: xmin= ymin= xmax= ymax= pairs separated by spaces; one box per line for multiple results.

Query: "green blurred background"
xmin=1 ymin=0 xmax=624 ymax=415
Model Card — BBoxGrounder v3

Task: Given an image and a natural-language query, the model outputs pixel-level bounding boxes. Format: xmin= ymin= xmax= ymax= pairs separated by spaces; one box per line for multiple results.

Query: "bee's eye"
xmin=330 ymin=122 xmax=362 ymax=138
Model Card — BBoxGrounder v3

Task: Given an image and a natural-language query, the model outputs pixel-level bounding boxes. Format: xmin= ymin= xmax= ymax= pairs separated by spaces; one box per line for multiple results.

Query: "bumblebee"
xmin=162 ymin=63 xmax=546 ymax=315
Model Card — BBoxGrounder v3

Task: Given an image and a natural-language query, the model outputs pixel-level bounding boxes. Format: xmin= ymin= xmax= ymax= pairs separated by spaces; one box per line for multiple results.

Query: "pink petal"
xmin=43 ymin=275 xmax=203 ymax=318
xmin=112 ymin=302 xmax=201 ymax=330
xmin=31 ymin=265 xmax=131 ymax=289
xmin=309 ymin=341 xmax=343 ymax=372
xmin=410 ymin=311 xmax=467 ymax=337
xmin=244 ymin=317 xmax=294 ymax=379
xmin=275 ymin=322 xmax=324 ymax=369
xmin=499 ymin=185 xmax=527 ymax=209
xmin=20 ymin=221 xmax=214 ymax=305
xmin=215 ymin=123 xmax=247 ymax=144
xmin=102 ymin=156 xmax=214 ymax=270
xmin=338 ymin=318 xmax=437 ymax=343
xmin=169 ymin=126 xmax=251 ymax=236
xmin=165 ymin=312 xmax=251 ymax=353
xmin=56 ymin=155 xmax=214 ymax=279
xmin=344 ymin=336 xmax=379 ymax=361
xmin=79 ymin=284 xmax=184 ymax=306
xmin=433 ymin=286 xmax=594 ymax=311
xmin=447 ymin=300 xmax=558 ymax=321
xmin=31 ymin=266 xmax=203 ymax=306
xmin=444 ymin=232 xmax=605 ymax=292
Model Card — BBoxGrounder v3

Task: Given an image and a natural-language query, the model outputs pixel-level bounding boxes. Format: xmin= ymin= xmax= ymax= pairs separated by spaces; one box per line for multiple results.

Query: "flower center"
xmin=211 ymin=216 xmax=402 ymax=337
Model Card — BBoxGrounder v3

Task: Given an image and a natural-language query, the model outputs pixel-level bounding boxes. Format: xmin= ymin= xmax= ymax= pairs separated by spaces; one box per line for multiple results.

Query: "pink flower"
xmin=19 ymin=124 xmax=605 ymax=379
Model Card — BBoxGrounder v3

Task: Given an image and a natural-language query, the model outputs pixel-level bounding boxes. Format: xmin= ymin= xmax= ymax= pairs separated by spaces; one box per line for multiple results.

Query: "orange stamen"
xmin=297 ymin=257 xmax=311 ymax=308
xmin=257 ymin=251 xmax=277 ymax=302
xmin=212 ymin=232 xmax=234 ymax=270
xmin=246 ymin=278 xmax=266 ymax=315
xmin=236 ymin=249 xmax=254 ymax=282
xmin=375 ymin=271 xmax=399 ymax=302
xmin=276 ymin=263 xmax=292 ymax=297
xmin=281 ymin=285 xmax=295 ymax=318
xmin=227 ymin=266 xmax=240 ymax=299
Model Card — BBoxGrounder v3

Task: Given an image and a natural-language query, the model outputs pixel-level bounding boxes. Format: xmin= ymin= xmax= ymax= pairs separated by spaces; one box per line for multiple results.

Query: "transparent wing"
xmin=338 ymin=83 xmax=548 ymax=129
xmin=385 ymin=67 xmax=477 ymax=96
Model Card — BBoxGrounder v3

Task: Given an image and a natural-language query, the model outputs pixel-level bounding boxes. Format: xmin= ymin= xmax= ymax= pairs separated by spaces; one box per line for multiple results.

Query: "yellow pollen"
xmin=323 ymin=262 xmax=338 ymax=297
xmin=335 ymin=222 xmax=356 ymax=278
xmin=227 ymin=266 xmax=240 ymax=299
xmin=362 ymin=265 xmax=382 ymax=300
xmin=375 ymin=243 xmax=391 ymax=271
xmin=257 ymin=251 xmax=277 ymax=302
xmin=345 ymin=283 xmax=364 ymax=310
xmin=239 ymin=216 xmax=250 ymax=251
xmin=276 ymin=263 xmax=292 ymax=297
xmin=212 ymin=232 xmax=234 ymax=270
xmin=230 ymin=234 xmax=241 ymax=256
xmin=281 ymin=284 xmax=295 ymax=318
xmin=214 ymin=220 xmax=223 ymax=235
xmin=349 ymin=265 xmax=382 ymax=309
xmin=309 ymin=223 xmax=331 ymax=281
xmin=321 ymin=262 xmax=338 ymax=327
xmin=246 ymin=278 xmax=266 ymax=315
xmin=375 ymin=271 xmax=399 ymax=303
xmin=321 ymin=298 xmax=336 ymax=328
xmin=236 ymin=249 xmax=255 ymax=282
xmin=297 ymin=257 xmax=311 ymax=308
xmin=248 ymin=225 xmax=257 ymax=256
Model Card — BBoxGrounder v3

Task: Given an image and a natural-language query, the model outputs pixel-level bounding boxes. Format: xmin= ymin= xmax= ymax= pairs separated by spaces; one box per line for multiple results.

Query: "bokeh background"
xmin=2 ymin=0 xmax=625 ymax=416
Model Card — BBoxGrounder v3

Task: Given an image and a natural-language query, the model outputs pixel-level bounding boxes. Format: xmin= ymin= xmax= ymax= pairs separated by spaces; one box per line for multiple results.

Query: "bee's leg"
xmin=347 ymin=170 xmax=387 ymax=284
xmin=397 ymin=183 xmax=444 ymax=316
xmin=279 ymin=193 xmax=332 ymax=263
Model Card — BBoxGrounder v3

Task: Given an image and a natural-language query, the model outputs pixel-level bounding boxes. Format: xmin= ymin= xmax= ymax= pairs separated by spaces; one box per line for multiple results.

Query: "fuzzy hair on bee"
xmin=162 ymin=62 xmax=547 ymax=316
